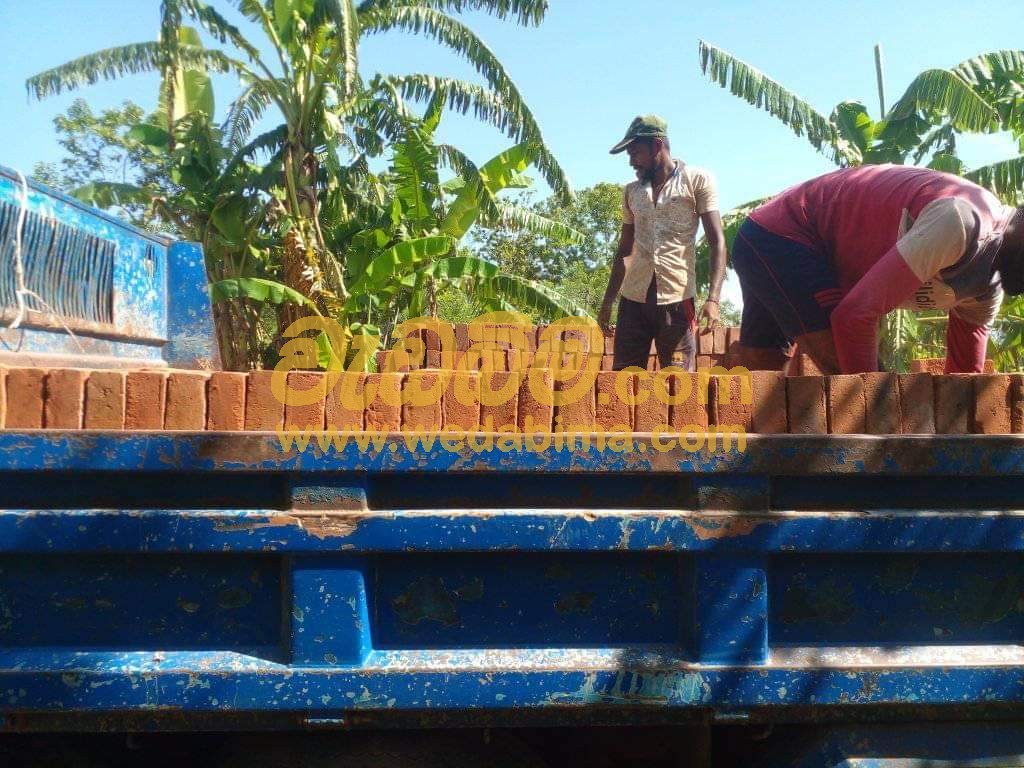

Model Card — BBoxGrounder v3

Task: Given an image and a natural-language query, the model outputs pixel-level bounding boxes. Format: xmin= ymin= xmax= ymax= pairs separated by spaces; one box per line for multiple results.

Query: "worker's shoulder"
xmin=912 ymin=197 xmax=976 ymax=235
xmin=681 ymin=163 xmax=718 ymax=187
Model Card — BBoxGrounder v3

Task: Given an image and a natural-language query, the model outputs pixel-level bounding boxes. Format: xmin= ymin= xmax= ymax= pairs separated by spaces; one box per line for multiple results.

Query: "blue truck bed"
xmin=3 ymin=431 xmax=1024 ymax=764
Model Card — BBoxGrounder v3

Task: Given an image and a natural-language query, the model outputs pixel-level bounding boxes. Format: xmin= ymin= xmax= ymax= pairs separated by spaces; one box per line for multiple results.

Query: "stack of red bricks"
xmin=375 ymin=323 xmax=745 ymax=373
xmin=1 ymin=366 xmax=1022 ymax=436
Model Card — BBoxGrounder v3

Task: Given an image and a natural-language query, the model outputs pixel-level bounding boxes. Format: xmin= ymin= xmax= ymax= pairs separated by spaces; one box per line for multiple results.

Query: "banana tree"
xmin=27 ymin=0 xmax=572 ymax=327
xmin=698 ymin=41 xmax=1024 ymax=370
xmin=335 ymin=99 xmax=588 ymax=355
xmin=698 ymin=40 xmax=999 ymax=169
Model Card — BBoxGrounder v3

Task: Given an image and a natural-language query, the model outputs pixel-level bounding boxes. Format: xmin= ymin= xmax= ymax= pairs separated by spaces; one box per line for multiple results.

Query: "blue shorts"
xmin=731 ymin=218 xmax=842 ymax=349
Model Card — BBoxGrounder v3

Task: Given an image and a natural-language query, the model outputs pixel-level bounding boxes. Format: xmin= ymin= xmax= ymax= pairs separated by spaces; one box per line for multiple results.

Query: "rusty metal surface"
xmin=2 ymin=432 xmax=1024 ymax=475
xmin=1 ymin=431 xmax=1024 ymax=739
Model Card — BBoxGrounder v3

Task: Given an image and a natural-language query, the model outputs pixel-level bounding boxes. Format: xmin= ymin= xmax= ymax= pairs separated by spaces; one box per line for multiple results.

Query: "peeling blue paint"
xmin=0 ymin=166 xmax=216 ymax=368
xmin=0 ymin=430 xmax=1022 ymax=731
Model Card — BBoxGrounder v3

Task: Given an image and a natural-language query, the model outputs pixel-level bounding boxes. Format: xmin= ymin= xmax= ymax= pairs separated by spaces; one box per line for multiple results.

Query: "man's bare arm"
xmin=598 ymin=223 xmax=634 ymax=330
xmin=698 ymin=211 xmax=727 ymax=327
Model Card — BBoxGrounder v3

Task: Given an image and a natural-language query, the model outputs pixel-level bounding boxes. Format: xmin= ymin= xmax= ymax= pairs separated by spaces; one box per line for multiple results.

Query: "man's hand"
xmin=598 ymin=299 xmax=615 ymax=332
xmin=698 ymin=299 xmax=720 ymax=329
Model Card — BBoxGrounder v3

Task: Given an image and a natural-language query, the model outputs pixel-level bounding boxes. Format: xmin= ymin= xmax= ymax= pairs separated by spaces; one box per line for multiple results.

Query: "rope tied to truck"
xmin=2 ymin=169 xmax=84 ymax=352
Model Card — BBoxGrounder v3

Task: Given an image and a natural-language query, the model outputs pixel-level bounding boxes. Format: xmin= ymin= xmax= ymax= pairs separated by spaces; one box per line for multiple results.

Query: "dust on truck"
xmin=2 ymin=165 xmax=1024 ymax=767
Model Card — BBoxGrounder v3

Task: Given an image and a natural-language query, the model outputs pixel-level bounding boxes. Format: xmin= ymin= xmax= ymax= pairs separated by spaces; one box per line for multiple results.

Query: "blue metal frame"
xmin=0 ymin=166 xmax=217 ymax=368
xmin=0 ymin=431 xmax=1022 ymax=731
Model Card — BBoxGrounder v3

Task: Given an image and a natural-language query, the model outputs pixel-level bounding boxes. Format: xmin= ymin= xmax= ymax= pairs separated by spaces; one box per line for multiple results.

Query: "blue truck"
xmin=3 ymin=167 xmax=1024 ymax=766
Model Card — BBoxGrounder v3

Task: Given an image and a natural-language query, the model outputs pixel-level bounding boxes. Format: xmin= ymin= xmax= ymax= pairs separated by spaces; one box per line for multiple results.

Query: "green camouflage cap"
xmin=609 ymin=114 xmax=668 ymax=154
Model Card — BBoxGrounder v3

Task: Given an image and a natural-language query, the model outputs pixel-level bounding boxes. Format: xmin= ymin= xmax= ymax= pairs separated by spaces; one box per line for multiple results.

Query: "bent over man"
xmin=732 ymin=164 xmax=1024 ymax=374
xmin=599 ymin=115 xmax=728 ymax=371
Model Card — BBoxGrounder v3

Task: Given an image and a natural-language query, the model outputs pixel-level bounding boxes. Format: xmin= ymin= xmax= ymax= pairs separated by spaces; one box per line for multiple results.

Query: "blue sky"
xmin=2 ymin=0 xmax=1022 ymax=299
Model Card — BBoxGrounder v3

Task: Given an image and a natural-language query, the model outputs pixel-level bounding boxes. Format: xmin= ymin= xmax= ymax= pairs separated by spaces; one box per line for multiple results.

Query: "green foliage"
xmin=210 ymin=276 xmax=319 ymax=310
xmin=698 ymin=41 xmax=1024 ymax=371
xmin=31 ymin=99 xmax=168 ymax=229
xmin=474 ymin=183 xmax=625 ymax=282
xmin=699 ymin=41 xmax=842 ymax=163
xmin=339 ymin=108 xmax=586 ymax=336
xmin=27 ymin=0 xmax=575 ymax=370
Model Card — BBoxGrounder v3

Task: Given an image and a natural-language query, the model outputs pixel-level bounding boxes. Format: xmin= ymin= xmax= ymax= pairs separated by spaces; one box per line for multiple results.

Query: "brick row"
xmin=1 ymin=367 xmax=1022 ymax=436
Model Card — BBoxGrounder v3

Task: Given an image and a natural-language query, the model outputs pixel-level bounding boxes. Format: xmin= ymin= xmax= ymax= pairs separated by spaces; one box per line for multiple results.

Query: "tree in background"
xmin=27 ymin=0 xmax=580 ymax=369
xmin=31 ymin=100 xmax=170 ymax=229
xmin=698 ymin=41 xmax=1024 ymax=370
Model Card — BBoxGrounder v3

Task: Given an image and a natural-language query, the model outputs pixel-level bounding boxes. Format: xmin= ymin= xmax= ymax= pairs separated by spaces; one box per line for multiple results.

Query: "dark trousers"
xmin=613 ymin=278 xmax=696 ymax=371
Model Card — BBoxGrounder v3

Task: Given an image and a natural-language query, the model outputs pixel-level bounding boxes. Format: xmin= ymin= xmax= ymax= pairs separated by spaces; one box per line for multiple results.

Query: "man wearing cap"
xmin=598 ymin=115 xmax=727 ymax=372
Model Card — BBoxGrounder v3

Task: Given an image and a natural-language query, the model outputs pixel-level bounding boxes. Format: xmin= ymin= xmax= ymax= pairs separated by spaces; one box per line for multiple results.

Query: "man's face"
xmin=626 ymin=141 xmax=657 ymax=182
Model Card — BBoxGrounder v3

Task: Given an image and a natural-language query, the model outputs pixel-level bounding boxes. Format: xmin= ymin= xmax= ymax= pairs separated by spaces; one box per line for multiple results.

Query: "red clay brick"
xmin=897 ymin=373 xmax=935 ymax=434
xmin=667 ymin=372 xmax=708 ymax=431
xmin=519 ymin=367 xmax=554 ymax=432
xmin=827 ymin=374 xmax=866 ymax=434
xmin=84 ymin=371 xmax=125 ymax=430
xmin=519 ymin=324 xmax=538 ymax=355
xmin=973 ymin=374 xmax=1013 ymax=434
xmin=424 ymin=350 xmax=442 ymax=369
xmin=533 ymin=325 xmax=547 ymax=353
xmin=207 ymin=372 xmax=246 ymax=431
xmin=712 ymin=326 xmax=727 ymax=355
xmin=245 ymin=370 xmax=284 ymax=431
xmin=908 ymin=358 xmax=994 ymax=374
xmin=604 ymin=332 xmax=615 ymax=356
xmin=697 ymin=330 xmax=714 ymax=355
xmin=365 ymin=373 xmax=403 ymax=431
xmin=862 ymin=372 xmax=900 ymax=435
xmin=420 ymin=326 xmax=443 ymax=352
xmin=726 ymin=326 xmax=742 ymax=351
xmin=402 ymin=370 xmax=444 ymax=431
xmin=327 ymin=372 xmax=367 ymax=431
xmin=5 ymin=368 xmax=45 ymax=429
xmin=507 ymin=349 xmax=530 ymax=374
xmin=751 ymin=371 xmax=787 ymax=434
xmin=165 ymin=374 xmax=207 ymax=434
xmin=554 ymin=368 xmax=596 ymax=430
xmin=934 ymin=374 xmax=973 ymax=434
xmin=444 ymin=371 xmax=480 ymax=431
xmin=696 ymin=355 xmax=713 ymax=371
xmin=44 ymin=368 xmax=87 ymax=429
xmin=787 ymin=376 xmax=827 ymax=434
xmin=458 ymin=348 xmax=506 ymax=373
xmin=1013 ymin=374 xmax=1024 ymax=434
xmin=284 ymin=372 xmax=327 ymax=430
xmin=0 ymin=368 xmax=6 ymax=429
xmin=596 ymin=371 xmax=631 ymax=431
xmin=636 ymin=372 xmax=669 ymax=431
xmin=125 ymin=371 xmax=166 ymax=430
xmin=797 ymin=354 xmax=825 ymax=377
xmin=378 ymin=349 xmax=418 ymax=373
xmin=712 ymin=374 xmax=753 ymax=431
xmin=910 ymin=358 xmax=944 ymax=375
xmin=164 ymin=372 xmax=208 ymax=430
xmin=494 ymin=323 xmax=530 ymax=352
xmin=454 ymin=323 xmax=471 ymax=352
xmin=480 ymin=371 xmax=520 ymax=431
xmin=601 ymin=355 xmax=615 ymax=372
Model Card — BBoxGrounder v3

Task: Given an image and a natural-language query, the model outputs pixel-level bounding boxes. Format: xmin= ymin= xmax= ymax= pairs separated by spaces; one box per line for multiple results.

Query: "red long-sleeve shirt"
xmin=750 ymin=165 xmax=1013 ymax=373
